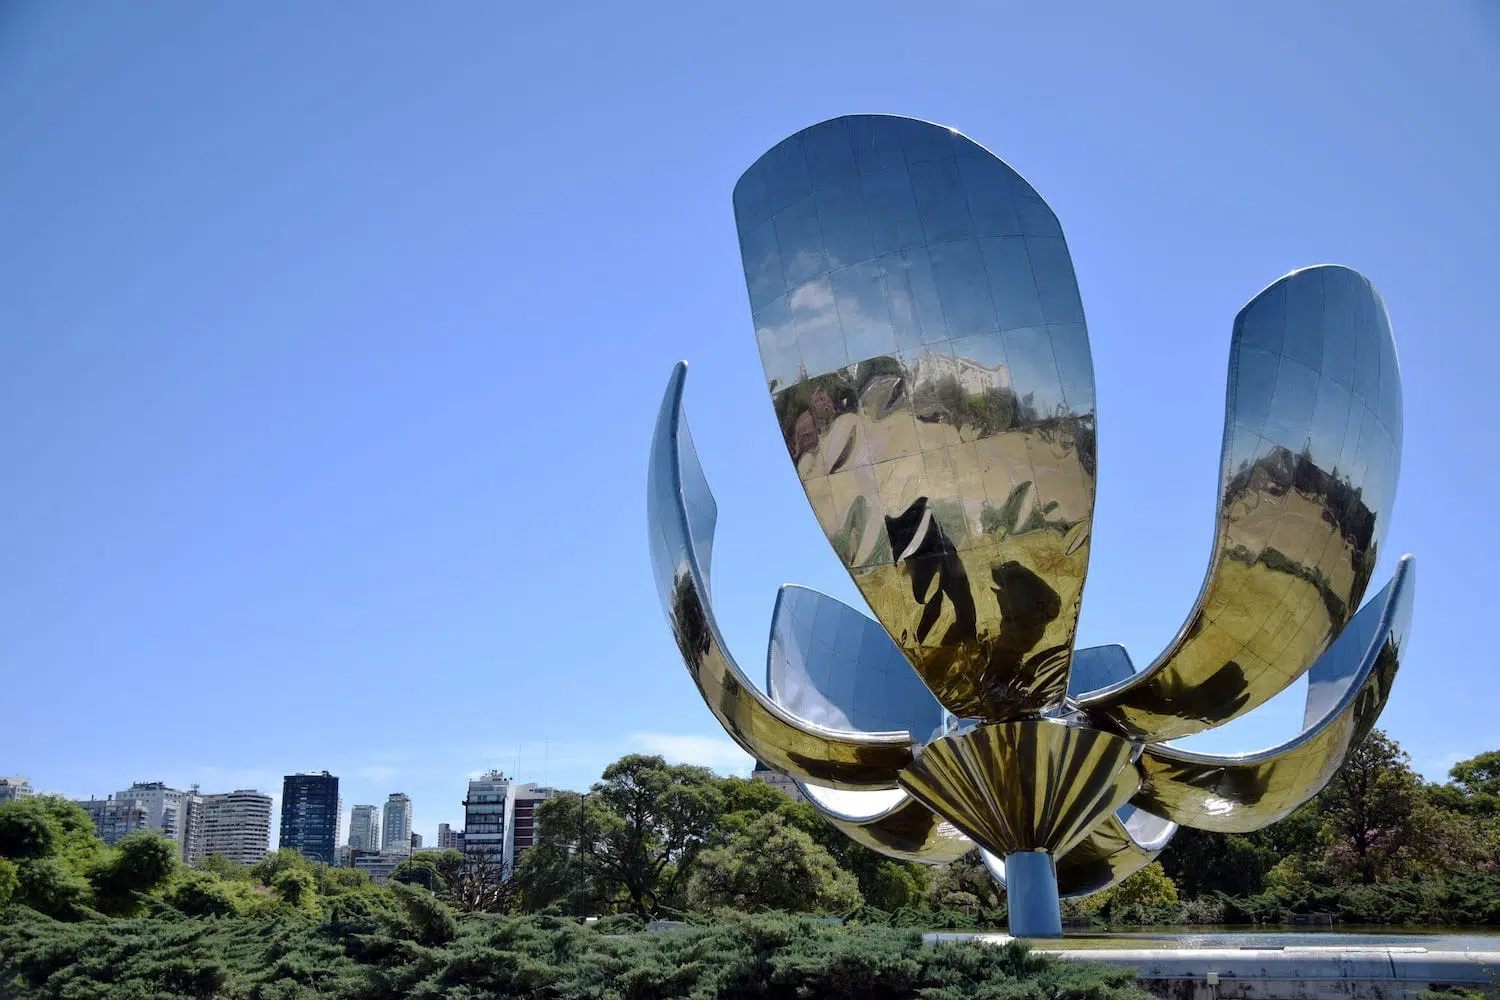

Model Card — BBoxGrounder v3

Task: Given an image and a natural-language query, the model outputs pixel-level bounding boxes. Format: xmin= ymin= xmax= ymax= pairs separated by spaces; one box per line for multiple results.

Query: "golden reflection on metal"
xmin=649 ymin=363 xmax=915 ymax=789
xmin=739 ymin=115 xmax=1097 ymax=720
xmin=1133 ymin=555 xmax=1414 ymax=832
xmin=897 ymin=720 xmax=1138 ymax=860
xmin=651 ymin=115 xmax=1417 ymax=933
xmin=798 ymin=784 xmax=974 ymax=864
xmin=981 ymin=806 xmax=1176 ymax=898
xmin=1080 ymin=265 xmax=1403 ymax=741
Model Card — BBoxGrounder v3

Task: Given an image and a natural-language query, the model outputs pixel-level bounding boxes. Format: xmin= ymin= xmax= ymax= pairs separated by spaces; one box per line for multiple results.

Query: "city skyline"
xmin=15 ymin=752 xmax=757 ymax=853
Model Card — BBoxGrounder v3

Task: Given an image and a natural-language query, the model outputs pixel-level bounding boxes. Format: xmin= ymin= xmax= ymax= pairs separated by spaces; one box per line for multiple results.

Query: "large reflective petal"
xmin=767 ymin=584 xmax=946 ymax=739
xmin=1132 ymin=554 xmax=1414 ymax=832
xmin=797 ymin=781 xmax=973 ymax=864
xmin=735 ymin=114 xmax=1097 ymax=721
xmin=981 ymin=804 xmax=1177 ymax=898
xmin=1082 ymin=265 xmax=1403 ymax=740
xmin=898 ymin=719 xmax=1138 ymax=859
xmin=1067 ymin=644 xmax=1135 ymax=700
xmin=648 ymin=363 xmax=916 ymax=788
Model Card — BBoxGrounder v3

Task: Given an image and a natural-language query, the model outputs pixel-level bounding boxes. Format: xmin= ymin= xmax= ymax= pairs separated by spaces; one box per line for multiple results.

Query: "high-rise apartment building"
xmin=352 ymin=853 xmax=404 ymax=885
xmin=348 ymin=804 xmax=380 ymax=852
xmin=114 ymin=782 xmax=203 ymax=859
xmin=0 ymin=777 xmax=33 ymax=802
xmin=77 ymin=797 xmax=151 ymax=844
xmin=462 ymin=774 xmax=556 ymax=873
xmin=462 ymin=770 xmax=512 ymax=868
xmin=436 ymin=823 xmax=460 ymax=851
xmin=279 ymin=772 xmax=340 ymax=864
xmin=382 ymin=793 xmax=412 ymax=856
xmin=511 ymin=784 xmax=559 ymax=857
xmin=409 ymin=832 xmax=423 ymax=851
xmin=197 ymin=790 xmax=272 ymax=865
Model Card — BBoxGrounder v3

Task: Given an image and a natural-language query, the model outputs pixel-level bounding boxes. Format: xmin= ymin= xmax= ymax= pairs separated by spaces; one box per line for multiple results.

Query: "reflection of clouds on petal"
xmin=790 ymin=279 xmax=835 ymax=310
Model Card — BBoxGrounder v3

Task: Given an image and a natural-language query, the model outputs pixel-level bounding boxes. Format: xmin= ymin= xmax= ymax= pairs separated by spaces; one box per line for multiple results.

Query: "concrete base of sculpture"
xmin=924 ymin=936 xmax=1500 ymax=999
xmin=1003 ymin=852 xmax=1063 ymax=938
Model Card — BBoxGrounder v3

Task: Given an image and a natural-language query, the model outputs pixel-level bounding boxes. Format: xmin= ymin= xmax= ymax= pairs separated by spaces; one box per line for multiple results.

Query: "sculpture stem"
xmin=1004 ymin=851 xmax=1063 ymax=938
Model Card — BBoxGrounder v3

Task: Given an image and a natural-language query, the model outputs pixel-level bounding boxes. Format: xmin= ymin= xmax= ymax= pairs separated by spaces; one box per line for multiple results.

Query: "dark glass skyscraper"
xmin=278 ymin=771 xmax=339 ymax=864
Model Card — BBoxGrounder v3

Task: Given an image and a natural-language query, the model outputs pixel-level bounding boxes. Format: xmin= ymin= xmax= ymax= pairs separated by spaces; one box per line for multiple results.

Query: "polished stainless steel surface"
xmin=1080 ymin=265 xmax=1403 ymax=740
xmin=762 ymin=584 xmax=967 ymax=861
xmin=650 ymin=113 xmax=1415 ymax=936
xmin=1133 ymin=555 xmax=1414 ymax=832
xmin=649 ymin=362 xmax=916 ymax=788
xmin=736 ymin=114 xmax=1096 ymax=721
xmin=768 ymin=584 xmax=945 ymax=740
xmin=799 ymin=781 xmax=974 ymax=864
xmin=982 ymin=804 xmax=1178 ymax=898
xmin=898 ymin=719 xmax=1139 ymax=860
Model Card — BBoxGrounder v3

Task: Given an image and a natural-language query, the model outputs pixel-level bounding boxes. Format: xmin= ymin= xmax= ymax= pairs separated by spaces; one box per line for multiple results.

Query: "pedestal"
xmin=1004 ymin=850 xmax=1062 ymax=938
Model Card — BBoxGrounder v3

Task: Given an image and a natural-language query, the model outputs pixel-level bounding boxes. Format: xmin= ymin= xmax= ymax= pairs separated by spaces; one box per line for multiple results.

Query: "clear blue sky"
xmin=2 ymin=3 xmax=1496 ymax=843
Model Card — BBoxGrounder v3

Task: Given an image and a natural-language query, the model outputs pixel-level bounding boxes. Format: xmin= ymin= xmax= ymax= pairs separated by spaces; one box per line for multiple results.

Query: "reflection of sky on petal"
xmin=950 ymin=332 xmax=1007 ymax=370
xmin=1002 ymin=325 xmax=1066 ymax=414
xmin=800 ymin=782 xmax=909 ymax=820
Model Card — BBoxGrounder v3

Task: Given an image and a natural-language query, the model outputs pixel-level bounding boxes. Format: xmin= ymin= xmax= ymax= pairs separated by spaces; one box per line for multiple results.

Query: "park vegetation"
xmin=1 ymin=730 xmax=1498 ymax=996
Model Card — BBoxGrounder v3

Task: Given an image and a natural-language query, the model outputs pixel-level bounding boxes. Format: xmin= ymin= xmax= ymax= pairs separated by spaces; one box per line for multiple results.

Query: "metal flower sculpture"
xmin=646 ymin=115 xmax=1414 ymax=937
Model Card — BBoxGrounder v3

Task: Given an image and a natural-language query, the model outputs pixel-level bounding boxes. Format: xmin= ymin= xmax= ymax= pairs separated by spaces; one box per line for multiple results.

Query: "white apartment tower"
xmin=463 ymin=771 xmax=512 ymax=868
xmin=462 ymin=774 xmax=555 ymax=874
xmin=349 ymin=804 xmax=380 ymax=852
xmin=0 ymin=777 xmax=33 ymax=802
xmin=197 ymin=790 xmax=272 ymax=865
xmin=381 ymin=793 xmax=412 ymax=856
xmin=115 ymin=782 xmax=202 ymax=860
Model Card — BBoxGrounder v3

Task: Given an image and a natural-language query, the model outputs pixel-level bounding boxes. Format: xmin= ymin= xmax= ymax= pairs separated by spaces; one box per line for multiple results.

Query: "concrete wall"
xmin=924 ymin=936 xmax=1500 ymax=1000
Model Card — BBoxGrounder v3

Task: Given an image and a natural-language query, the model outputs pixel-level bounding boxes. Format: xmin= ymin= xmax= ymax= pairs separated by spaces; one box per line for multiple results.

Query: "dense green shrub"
xmin=165 ymin=870 xmax=240 ymax=917
xmin=0 ymin=908 xmax=1153 ymax=1000
xmin=389 ymin=881 xmax=458 ymax=945
xmin=593 ymin=911 xmax=647 ymax=934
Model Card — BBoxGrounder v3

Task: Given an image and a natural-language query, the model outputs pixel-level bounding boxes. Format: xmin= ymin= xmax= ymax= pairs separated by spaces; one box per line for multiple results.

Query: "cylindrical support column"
xmin=1004 ymin=851 xmax=1063 ymax=938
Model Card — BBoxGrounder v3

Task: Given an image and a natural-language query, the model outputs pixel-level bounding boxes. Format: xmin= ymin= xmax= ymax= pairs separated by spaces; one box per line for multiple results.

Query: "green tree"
xmin=862 ymin=859 xmax=926 ymax=910
xmin=687 ymin=813 xmax=861 ymax=914
xmin=0 ymin=857 xmax=17 ymax=911
xmin=775 ymin=800 xmax=929 ymax=908
xmin=194 ymin=853 xmax=253 ymax=881
xmin=13 ymin=856 xmax=91 ymax=919
xmin=389 ymin=882 xmax=457 ymax=945
xmin=391 ymin=852 xmax=440 ymax=890
xmin=165 ymin=870 xmax=239 ymax=917
xmin=1451 ymin=751 xmax=1500 ymax=797
xmin=579 ymin=754 xmax=725 ymax=916
xmin=1437 ymin=750 xmax=1500 ymax=817
xmin=272 ymin=868 xmax=318 ymax=913
xmin=89 ymin=831 xmax=179 ymax=916
xmin=1105 ymin=862 xmax=1179 ymax=909
xmin=926 ymin=851 xmax=1002 ymax=911
xmin=717 ymin=776 xmax=791 ymax=825
xmin=514 ymin=798 xmax=599 ymax=914
xmin=0 ymin=800 xmax=59 ymax=860
xmin=1316 ymin=729 xmax=1434 ymax=884
xmin=1158 ymin=827 xmax=1273 ymax=897
xmin=25 ymin=798 xmax=107 ymax=874
xmin=252 ymin=848 xmax=315 ymax=883
xmin=321 ymin=865 xmax=375 ymax=895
